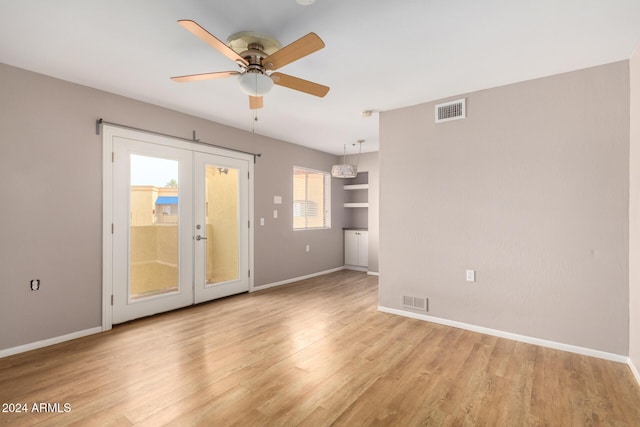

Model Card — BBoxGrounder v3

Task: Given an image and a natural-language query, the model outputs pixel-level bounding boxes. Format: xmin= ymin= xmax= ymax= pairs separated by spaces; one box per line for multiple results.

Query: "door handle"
xmin=195 ymin=235 xmax=207 ymax=241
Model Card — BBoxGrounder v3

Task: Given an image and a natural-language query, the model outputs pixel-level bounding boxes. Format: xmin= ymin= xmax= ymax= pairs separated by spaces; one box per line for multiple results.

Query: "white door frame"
xmin=102 ymin=125 xmax=254 ymax=331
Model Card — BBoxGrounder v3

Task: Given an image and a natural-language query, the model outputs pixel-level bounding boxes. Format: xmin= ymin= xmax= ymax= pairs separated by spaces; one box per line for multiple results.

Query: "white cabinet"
xmin=344 ymin=229 xmax=368 ymax=268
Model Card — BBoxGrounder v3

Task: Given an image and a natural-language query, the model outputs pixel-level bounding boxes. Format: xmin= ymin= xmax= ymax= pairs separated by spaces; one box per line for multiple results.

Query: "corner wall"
xmin=354 ymin=152 xmax=379 ymax=273
xmin=629 ymin=46 xmax=640 ymax=378
xmin=0 ymin=63 xmax=344 ymax=351
xmin=379 ymin=61 xmax=630 ymax=355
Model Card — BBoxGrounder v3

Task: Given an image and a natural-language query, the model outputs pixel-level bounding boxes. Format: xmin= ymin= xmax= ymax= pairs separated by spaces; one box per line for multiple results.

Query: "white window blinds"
xmin=293 ymin=167 xmax=331 ymax=229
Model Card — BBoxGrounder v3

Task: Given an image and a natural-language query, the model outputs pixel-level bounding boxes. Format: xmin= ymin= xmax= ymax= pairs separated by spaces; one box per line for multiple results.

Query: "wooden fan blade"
xmin=178 ymin=20 xmax=248 ymax=66
xmin=171 ymin=71 xmax=239 ymax=82
xmin=262 ymin=33 xmax=325 ymax=71
xmin=270 ymin=72 xmax=330 ymax=97
xmin=249 ymin=96 xmax=263 ymax=109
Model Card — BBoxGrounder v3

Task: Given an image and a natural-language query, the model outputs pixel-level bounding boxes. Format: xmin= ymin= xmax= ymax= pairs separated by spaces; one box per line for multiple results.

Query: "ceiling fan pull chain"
xmin=252 ymin=109 xmax=260 ymax=134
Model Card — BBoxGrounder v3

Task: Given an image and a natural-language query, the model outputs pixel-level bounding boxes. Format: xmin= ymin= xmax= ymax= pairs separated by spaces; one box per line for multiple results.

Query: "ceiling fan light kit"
xmin=238 ymin=72 xmax=274 ymax=96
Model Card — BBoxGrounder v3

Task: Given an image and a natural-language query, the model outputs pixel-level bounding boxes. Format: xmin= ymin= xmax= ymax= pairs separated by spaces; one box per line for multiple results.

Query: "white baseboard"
xmin=344 ymin=265 xmax=367 ymax=272
xmin=367 ymin=271 xmax=379 ymax=276
xmin=378 ymin=306 xmax=627 ymax=364
xmin=0 ymin=327 xmax=103 ymax=359
xmin=629 ymin=358 xmax=640 ymax=386
xmin=252 ymin=266 xmax=345 ymax=291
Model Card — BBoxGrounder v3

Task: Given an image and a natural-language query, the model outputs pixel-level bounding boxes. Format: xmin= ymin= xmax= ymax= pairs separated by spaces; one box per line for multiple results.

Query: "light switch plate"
xmin=274 ymin=196 xmax=282 ymax=204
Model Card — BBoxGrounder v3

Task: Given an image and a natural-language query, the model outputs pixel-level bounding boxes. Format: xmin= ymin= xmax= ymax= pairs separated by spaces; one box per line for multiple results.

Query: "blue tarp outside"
xmin=155 ymin=196 xmax=178 ymax=205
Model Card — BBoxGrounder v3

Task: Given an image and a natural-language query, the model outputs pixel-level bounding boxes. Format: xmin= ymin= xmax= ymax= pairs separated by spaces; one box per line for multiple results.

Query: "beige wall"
xmin=379 ymin=61 xmax=630 ymax=355
xmin=129 ymin=186 xmax=179 ymax=295
xmin=130 ymin=186 xmax=178 ymax=226
xmin=205 ymin=166 xmax=239 ymax=283
xmin=630 ymin=46 xmax=640 ymax=373
xmin=0 ymin=63 xmax=344 ymax=351
xmin=130 ymin=225 xmax=178 ymax=296
xmin=130 ymin=186 xmax=157 ymax=226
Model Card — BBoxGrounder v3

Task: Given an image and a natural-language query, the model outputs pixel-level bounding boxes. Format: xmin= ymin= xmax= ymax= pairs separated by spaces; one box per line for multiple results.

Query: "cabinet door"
xmin=358 ymin=230 xmax=369 ymax=267
xmin=344 ymin=230 xmax=359 ymax=266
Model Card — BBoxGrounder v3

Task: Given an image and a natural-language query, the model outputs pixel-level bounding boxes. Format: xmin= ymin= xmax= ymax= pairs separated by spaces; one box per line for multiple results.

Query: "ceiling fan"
xmin=171 ymin=20 xmax=330 ymax=109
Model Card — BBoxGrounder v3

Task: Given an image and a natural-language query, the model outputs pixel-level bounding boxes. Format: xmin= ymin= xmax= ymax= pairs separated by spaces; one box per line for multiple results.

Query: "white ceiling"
xmin=1 ymin=0 xmax=640 ymax=155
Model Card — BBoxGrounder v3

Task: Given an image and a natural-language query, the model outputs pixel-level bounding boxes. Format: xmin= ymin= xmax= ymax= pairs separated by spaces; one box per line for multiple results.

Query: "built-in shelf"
xmin=344 ymin=184 xmax=369 ymax=191
xmin=343 ymin=172 xmax=369 ymax=228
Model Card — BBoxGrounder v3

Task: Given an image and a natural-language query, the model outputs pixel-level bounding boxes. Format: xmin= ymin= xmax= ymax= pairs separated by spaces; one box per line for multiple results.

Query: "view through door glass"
xmin=129 ymin=154 xmax=180 ymax=300
xmin=205 ymin=164 xmax=239 ymax=285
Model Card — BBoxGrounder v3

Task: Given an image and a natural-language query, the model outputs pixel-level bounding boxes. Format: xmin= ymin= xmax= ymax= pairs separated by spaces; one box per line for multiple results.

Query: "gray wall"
xmin=630 ymin=47 xmax=640 ymax=371
xmin=0 ymin=63 xmax=344 ymax=351
xmin=379 ymin=61 xmax=630 ymax=355
xmin=357 ymin=152 xmax=379 ymax=273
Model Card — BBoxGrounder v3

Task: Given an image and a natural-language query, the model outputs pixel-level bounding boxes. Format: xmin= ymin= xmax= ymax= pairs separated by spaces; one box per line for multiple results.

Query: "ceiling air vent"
xmin=435 ymin=98 xmax=466 ymax=123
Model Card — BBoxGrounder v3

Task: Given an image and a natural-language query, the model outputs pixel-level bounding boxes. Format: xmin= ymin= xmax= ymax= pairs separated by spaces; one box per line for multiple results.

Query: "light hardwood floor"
xmin=1 ymin=270 xmax=639 ymax=426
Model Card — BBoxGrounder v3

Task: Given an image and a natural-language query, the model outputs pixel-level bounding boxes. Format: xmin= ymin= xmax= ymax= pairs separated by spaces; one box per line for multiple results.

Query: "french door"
xmin=104 ymin=127 xmax=252 ymax=325
xmin=194 ymin=152 xmax=249 ymax=303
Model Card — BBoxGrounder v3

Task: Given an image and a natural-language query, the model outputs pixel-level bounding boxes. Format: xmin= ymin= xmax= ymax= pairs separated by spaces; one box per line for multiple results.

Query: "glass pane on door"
xmin=204 ymin=165 xmax=239 ymax=285
xmin=129 ymin=154 xmax=180 ymax=300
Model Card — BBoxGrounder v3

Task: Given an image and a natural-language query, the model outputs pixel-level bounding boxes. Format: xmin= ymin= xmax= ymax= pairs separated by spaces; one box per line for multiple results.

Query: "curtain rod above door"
xmin=96 ymin=118 xmax=262 ymax=163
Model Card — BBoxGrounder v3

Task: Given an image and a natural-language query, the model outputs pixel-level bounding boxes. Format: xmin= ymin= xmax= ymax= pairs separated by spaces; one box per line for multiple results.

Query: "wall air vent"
xmin=402 ymin=295 xmax=429 ymax=312
xmin=435 ymin=98 xmax=466 ymax=123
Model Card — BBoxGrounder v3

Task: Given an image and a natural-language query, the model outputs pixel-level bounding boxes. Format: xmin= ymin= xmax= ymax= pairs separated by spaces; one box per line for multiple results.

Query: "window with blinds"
xmin=293 ymin=166 xmax=331 ymax=230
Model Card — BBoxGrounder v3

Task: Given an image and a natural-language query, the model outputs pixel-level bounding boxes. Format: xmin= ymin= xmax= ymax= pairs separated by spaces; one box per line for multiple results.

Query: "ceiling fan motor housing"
xmin=243 ymin=43 xmax=268 ymax=64
xmin=236 ymin=42 xmax=274 ymax=96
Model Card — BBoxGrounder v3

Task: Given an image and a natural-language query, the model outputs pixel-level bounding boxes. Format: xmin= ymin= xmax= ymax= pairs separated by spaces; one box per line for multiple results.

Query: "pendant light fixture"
xmin=331 ymin=140 xmax=364 ymax=178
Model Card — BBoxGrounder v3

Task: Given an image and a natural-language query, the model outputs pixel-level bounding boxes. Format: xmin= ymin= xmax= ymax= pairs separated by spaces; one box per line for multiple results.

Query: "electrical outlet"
xmin=260 ymin=218 xmax=265 ymax=226
xmin=30 ymin=279 xmax=40 ymax=291
xmin=273 ymin=210 xmax=278 ymax=219
xmin=306 ymin=245 xmax=310 ymax=252
xmin=466 ymin=270 xmax=476 ymax=282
